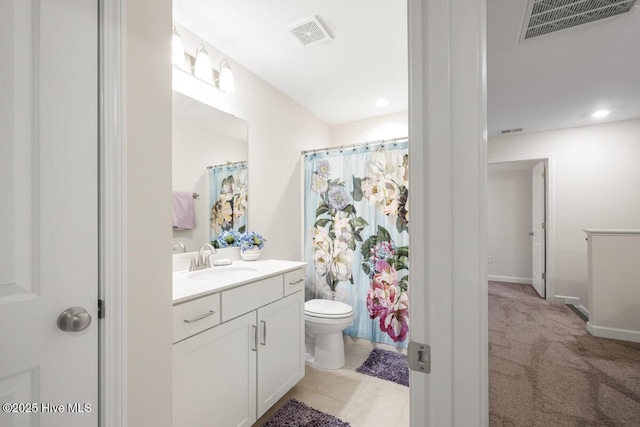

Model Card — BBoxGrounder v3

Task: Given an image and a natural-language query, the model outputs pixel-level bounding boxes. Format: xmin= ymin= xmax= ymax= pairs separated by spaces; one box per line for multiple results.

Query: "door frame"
xmin=408 ymin=0 xmax=488 ymax=424
xmin=100 ymin=0 xmax=127 ymax=426
xmin=488 ymin=155 xmax=562 ymax=303
xmin=100 ymin=0 xmax=490 ymax=425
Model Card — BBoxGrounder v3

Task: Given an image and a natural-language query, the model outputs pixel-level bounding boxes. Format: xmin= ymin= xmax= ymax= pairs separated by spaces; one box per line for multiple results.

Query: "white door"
xmin=0 ymin=0 xmax=99 ymax=426
xmin=531 ymin=161 xmax=546 ymax=298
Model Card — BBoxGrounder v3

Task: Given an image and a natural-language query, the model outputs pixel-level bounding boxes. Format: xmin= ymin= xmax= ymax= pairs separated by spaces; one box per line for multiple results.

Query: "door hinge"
xmin=542 ymin=222 xmax=546 ymax=230
xmin=98 ymin=299 xmax=105 ymax=319
xmin=408 ymin=341 xmax=430 ymax=374
xmin=542 ymin=272 xmax=546 ymax=280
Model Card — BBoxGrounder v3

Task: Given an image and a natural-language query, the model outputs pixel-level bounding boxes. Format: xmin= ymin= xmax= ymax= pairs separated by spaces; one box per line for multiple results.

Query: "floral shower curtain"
xmin=303 ymin=141 xmax=409 ymax=347
xmin=209 ymin=161 xmax=248 ymax=242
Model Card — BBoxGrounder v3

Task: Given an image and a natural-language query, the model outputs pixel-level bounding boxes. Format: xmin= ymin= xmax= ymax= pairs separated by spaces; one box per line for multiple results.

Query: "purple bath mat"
xmin=261 ymin=399 xmax=351 ymax=427
xmin=356 ymin=348 xmax=409 ymax=386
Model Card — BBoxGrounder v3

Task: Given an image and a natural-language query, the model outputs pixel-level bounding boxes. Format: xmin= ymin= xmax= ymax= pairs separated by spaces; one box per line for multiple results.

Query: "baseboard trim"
xmin=488 ymin=275 xmax=532 ymax=285
xmin=587 ymin=322 xmax=640 ymax=343
xmin=552 ymin=294 xmax=580 ymax=305
xmin=574 ymin=304 xmax=589 ymax=318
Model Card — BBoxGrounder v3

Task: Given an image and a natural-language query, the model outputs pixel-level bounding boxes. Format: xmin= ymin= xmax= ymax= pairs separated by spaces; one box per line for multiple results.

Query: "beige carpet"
xmin=489 ymin=281 xmax=640 ymax=427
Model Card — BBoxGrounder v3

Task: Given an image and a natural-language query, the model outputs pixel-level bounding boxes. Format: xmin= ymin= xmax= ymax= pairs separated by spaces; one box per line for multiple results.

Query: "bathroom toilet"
xmin=304 ymin=299 xmax=354 ymax=370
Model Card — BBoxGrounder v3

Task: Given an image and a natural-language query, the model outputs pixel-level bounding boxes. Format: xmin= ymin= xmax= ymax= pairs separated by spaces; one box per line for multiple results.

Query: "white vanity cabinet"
xmin=172 ymin=264 xmax=306 ymax=427
xmin=173 ymin=311 xmax=257 ymax=427
xmin=256 ymin=291 xmax=305 ymax=417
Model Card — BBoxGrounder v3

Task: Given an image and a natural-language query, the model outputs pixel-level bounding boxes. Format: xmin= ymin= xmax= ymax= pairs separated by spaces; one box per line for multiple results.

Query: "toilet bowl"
xmin=304 ymin=299 xmax=354 ymax=370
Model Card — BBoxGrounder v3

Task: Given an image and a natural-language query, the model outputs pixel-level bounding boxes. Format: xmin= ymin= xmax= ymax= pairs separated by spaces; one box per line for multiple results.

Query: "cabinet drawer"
xmin=222 ymin=275 xmax=283 ymax=322
xmin=173 ymin=293 xmax=221 ymax=343
xmin=283 ymin=268 xmax=305 ymax=296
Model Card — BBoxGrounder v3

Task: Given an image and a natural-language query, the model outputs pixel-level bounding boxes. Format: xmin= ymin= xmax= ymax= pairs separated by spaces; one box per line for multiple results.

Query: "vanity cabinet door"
xmin=173 ymin=311 xmax=257 ymax=427
xmin=256 ymin=290 xmax=305 ymax=417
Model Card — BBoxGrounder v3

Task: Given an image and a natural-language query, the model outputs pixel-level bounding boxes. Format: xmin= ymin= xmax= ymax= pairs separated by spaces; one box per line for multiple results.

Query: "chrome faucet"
xmin=197 ymin=243 xmax=216 ymax=270
xmin=172 ymin=242 xmax=186 ymax=253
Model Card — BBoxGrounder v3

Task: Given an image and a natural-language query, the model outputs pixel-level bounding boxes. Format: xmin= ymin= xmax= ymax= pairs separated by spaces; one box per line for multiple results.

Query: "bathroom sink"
xmin=187 ymin=265 xmax=259 ymax=281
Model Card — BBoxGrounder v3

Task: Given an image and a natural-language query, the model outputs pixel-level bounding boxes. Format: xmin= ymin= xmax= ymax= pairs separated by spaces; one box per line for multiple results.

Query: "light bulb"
xmin=218 ymin=60 xmax=236 ymax=93
xmin=193 ymin=44 xmax=213 ymax=84
xmin=171 ymin=26 xmax=185 ymax=66
xmin=591 ymin=109 xmax=610 ymax=119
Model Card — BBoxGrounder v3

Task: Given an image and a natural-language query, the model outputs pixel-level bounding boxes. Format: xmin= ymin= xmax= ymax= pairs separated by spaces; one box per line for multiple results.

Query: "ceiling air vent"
xmin=520 ymin=0 xmax=639 ymax=41
xmin=286 ymin=16 xmax=333 ymax=47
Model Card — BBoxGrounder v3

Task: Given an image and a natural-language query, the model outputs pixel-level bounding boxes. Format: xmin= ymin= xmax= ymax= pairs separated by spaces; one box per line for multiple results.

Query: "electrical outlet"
xmin=488 ymin=256 xmax=492 ymax=264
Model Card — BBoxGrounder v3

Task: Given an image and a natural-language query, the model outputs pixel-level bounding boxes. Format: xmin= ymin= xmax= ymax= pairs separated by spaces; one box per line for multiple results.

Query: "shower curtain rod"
xmin=301 ymin=136 xmax=408 ymax=156
xmin=207 ymin=160 xmax=247 ymax=170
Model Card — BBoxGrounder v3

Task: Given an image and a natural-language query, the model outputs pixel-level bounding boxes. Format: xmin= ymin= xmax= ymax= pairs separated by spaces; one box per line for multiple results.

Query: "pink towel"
xmin=172 ymin=191 xmax=194 ymax=230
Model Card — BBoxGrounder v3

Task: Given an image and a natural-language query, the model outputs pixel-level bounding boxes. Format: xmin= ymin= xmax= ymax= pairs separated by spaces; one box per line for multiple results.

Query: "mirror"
xmin=172 ymin=90 xmax=248 ymax=252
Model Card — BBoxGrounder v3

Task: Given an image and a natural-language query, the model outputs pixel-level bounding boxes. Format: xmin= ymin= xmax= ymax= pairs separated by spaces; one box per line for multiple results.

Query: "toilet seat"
xmin=304 ymin=299 xmax=353 ymax=319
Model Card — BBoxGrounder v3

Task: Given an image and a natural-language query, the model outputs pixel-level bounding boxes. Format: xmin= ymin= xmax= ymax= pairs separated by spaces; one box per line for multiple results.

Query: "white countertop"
xmin=173 ymin=259 xmax=307 ymax=304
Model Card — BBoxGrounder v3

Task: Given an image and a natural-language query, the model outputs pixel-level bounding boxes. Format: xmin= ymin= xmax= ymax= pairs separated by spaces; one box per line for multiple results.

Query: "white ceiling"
xmin=489 ymin=0 xmax=640 ymax=137
xmin=174 ymin=0 xmax=640 ymax=137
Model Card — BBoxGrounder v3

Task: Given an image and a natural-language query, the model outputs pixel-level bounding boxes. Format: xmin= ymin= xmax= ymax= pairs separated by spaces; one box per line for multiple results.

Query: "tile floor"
xmin=254 ymin=338 xmax=410 ymax=427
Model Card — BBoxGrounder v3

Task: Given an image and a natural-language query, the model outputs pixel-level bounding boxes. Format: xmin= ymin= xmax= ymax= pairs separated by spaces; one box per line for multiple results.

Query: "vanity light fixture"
xmin=173 ymin=36 xmax=236 ymax=94
xmin=218 ymin=59 xmax=236 ymax=93
xmin=591 ymin=109 xmax=610 ymax=119
xmin=193 ymin=44 xmax=214 ymax=84
xmin=171 ymin=25 xmax=185 ymax=66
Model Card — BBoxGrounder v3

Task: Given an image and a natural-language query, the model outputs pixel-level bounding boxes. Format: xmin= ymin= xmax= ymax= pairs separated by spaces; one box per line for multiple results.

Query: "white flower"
xmin=368 ymin=151 xmax=406 ymax=185
xmin=236 ymin=168 xmax=248 ymax=189
xmin=381 ymin=182 xmax=400 ymax=217
xmin=332 ymin=212 xmax=352 ymax=243
xmin=330 ymin=240 xmax=353 ymax=282
xmin=311 ymin=175 xmax=328 ymax=193
xmin=312 ymin=225 xmax=331 ymax=252
xmin=314 ymin=248 xmax=331 ymax=276
xmin=361 ymin=178 xmax=386 ymax=206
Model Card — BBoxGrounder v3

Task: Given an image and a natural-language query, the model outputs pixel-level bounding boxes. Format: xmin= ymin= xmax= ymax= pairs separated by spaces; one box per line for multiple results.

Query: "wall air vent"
xmin=520 ymin=0 xmax=638 ymax=41
xmin=286 ymin=16 xmax=333 ymax=47
xmin=501 ymin=128 xmax=524 ymax=134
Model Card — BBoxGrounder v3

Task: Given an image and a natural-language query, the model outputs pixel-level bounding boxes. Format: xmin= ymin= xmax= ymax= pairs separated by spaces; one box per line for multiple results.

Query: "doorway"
xmin=488 ymin=157 xmax=553 ymax=299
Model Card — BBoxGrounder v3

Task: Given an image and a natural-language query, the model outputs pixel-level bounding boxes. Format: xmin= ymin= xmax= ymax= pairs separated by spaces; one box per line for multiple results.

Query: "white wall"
xmin=488 ymin=118 xmax=640 ymax=306
xmin=586 ymin=230 xmax=640 ymax=342
xmin=487 ymin=167 xmax=532 ymax=283
xmin=331 ymin=111 xmax=408 ymax=145
xmin=126 ymin=1 xmax=173 ymax=425
xmin=173 ymin=24 xmax=332 ymax=261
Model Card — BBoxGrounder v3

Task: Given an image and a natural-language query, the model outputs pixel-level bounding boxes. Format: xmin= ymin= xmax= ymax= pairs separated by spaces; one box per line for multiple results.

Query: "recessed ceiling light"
xmin=591 ymin=109 xmax=610 ymax=119
xmin=375 ymin=98 xmax=389 ymax=108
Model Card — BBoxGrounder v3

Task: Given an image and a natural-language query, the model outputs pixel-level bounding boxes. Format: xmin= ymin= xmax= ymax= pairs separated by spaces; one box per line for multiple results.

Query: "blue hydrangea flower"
xmin=216 ymin=230 xmax=242 ymax=248
xmin=239 ymin=231 xmax=266 ymax=252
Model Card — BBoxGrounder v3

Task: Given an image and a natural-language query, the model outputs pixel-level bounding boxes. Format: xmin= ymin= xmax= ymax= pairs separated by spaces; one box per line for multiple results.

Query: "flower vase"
xmin=215 ymin=246 xmax=241 ymax=261
xmin=241 ymin=248 xmax=261 ymax=261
